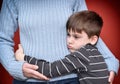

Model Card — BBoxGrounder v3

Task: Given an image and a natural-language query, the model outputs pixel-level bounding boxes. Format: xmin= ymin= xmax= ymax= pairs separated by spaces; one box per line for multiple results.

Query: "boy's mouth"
xmin=67 ymin=45 xmax=74 ymax=50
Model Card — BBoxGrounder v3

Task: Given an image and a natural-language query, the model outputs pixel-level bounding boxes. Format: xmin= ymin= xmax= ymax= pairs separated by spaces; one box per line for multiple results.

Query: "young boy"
xmin=15 ymin=10 xmax=109 ymax=84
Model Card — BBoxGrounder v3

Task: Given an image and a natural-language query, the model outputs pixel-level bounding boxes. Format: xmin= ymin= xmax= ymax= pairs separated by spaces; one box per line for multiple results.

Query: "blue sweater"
xmin=0 ymin=0 xmax=119 ymax=82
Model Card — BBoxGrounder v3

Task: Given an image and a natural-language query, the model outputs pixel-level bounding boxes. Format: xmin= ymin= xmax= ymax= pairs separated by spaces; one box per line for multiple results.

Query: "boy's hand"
xmin=108 ymin=71 xmax=115 ymax=84
xmin=15 ymin=44 xmax=25 ymax=61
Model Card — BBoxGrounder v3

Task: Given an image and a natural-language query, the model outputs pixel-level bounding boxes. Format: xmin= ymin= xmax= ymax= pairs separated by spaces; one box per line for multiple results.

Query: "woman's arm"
xmin=96 ymin=37 xmax=119 ymax=74
xmin=0 ymin=0 xmax=45 ymax=80
xmin=0 ymin=0 xmax=26 ymax=80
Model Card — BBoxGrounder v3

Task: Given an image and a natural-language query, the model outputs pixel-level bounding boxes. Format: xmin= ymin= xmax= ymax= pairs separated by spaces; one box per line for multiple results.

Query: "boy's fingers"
xmin=18 ymin=44 xmax=22 ymax=49
xmin=18 ymin=44 xmax=23 ymax=52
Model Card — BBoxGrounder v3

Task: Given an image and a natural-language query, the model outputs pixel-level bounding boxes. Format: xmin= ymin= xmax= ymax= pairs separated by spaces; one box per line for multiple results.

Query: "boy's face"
xmin=67 ymin=30 xmax=91 ymax=52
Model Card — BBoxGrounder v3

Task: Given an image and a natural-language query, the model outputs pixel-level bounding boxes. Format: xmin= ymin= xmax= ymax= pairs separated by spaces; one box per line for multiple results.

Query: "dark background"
xmin=0 ymin=0 xmax=120 ymax=84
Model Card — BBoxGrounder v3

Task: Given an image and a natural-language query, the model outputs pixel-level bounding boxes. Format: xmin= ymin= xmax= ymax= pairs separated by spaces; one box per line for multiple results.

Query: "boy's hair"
xmin=66 ymin=10 xmax=103 ymax=38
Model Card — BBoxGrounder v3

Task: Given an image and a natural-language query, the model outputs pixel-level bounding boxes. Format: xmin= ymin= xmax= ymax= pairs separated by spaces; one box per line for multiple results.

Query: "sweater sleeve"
xmin=96 ymin=37 xmax=119 ymax=74
xmin=24 ymin=50 xmax=89 ymax=78
xmin=0 ymin=0 xmax=27 ymax=80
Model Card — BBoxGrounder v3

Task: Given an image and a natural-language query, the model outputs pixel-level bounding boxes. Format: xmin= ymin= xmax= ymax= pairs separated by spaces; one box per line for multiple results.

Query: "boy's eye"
xmin=73 ymin=35 xmax=79 ymax=38
xmin=74 ymin=35 xmax=82 ymax=39
xmin=67 ymin=33 xmax=70 ymax=37
xmin=74 ymin=36 xmax=79 ymax=39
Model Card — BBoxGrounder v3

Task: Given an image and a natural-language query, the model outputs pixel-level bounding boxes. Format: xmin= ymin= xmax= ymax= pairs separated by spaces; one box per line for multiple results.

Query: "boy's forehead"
xmin=67 ymin=28 xmax=82 ymax=33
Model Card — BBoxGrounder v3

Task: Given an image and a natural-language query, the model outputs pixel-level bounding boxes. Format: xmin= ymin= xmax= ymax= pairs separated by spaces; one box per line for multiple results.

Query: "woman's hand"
xmin=22 ymin=62 xmax=49 ymax=80
xmin=108 ymin=71 xmax=115 ymax=84
xmin=16 ymin=44 xmax=49 ymax=80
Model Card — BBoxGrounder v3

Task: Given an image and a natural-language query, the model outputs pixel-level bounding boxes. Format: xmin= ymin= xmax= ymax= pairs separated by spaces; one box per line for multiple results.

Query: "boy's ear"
xmin=90 ymin=35 xmax=98 ymax=45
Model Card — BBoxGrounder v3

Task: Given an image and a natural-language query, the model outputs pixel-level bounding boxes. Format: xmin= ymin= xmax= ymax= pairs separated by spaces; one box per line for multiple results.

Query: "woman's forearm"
xmin=96 ymin=37 xmax=119 ymax=74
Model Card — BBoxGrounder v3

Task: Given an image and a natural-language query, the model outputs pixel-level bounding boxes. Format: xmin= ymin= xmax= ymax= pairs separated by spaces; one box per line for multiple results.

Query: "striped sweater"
xmin=25 ymin=44 xmax=109 ymax=84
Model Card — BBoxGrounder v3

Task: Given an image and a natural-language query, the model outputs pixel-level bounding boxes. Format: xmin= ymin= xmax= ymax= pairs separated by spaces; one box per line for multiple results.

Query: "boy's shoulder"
xmin=78 ymin=43 xmax=98 ymax=51
xmin=74 ymin=44 xmax=102 ymax=57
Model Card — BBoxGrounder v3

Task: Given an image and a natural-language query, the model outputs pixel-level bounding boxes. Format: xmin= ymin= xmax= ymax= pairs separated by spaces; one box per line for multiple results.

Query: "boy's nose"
xmin=67 ymin=37 xmax=74 ymax=44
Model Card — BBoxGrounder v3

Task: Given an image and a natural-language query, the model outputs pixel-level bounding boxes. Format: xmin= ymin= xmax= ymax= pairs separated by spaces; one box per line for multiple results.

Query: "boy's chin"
xmin=69 ymin=49 xmax=75 ymax=53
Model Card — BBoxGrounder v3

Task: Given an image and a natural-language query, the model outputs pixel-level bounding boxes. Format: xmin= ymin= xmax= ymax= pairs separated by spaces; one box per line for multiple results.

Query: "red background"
xmin=0 ymin=0 xmax=120 ymax=84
